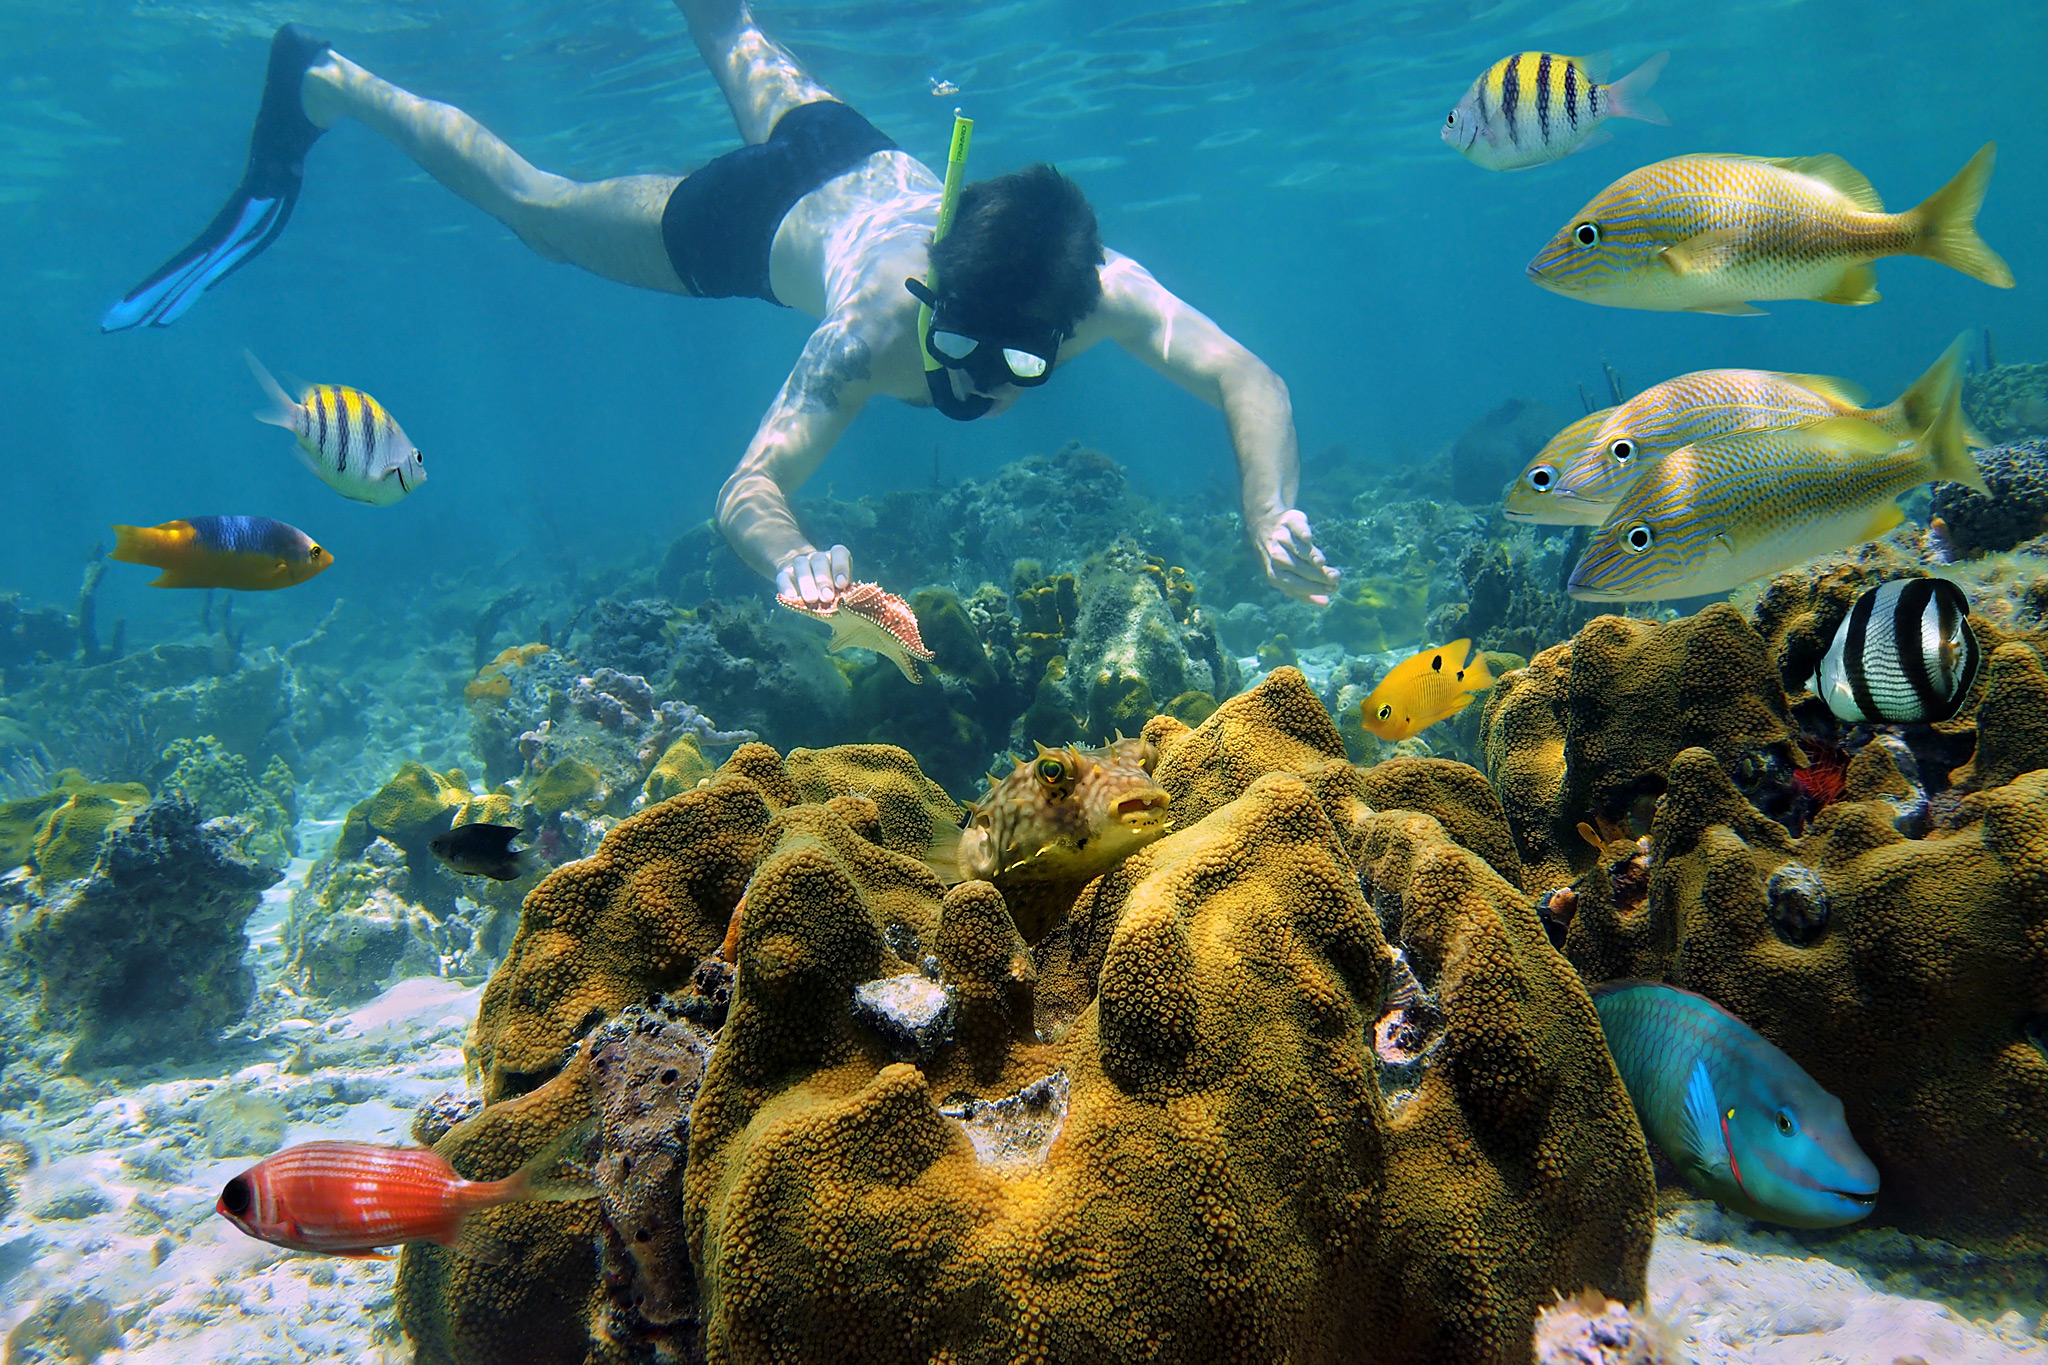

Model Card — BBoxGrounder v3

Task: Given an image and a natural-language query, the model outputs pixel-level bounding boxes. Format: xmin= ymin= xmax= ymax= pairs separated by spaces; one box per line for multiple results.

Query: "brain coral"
xmin=413 ymin=676 xmax=1654 ymax=1364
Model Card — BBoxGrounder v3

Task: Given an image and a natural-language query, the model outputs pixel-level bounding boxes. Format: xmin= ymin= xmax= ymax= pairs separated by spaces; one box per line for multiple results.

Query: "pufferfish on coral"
xmin=926 ymin=736 xmax=1170 ymax=886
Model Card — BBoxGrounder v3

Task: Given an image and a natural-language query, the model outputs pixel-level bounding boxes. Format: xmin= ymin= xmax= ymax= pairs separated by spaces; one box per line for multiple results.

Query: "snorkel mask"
xmin=906 ymin=113 xmax=1062 ymax=422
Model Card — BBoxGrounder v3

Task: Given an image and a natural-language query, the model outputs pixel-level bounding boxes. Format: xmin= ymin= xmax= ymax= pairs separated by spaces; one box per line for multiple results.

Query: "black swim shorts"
xmin=661 ymin=100 xmax=898 ymax=304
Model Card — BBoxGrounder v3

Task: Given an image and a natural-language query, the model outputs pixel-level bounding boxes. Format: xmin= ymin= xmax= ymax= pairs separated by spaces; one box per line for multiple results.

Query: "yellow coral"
xmin=30 ymin=782 xmax=150 ymax=884
xmin=643 ymin=734 xmax=715 ymax=805
xmin=464 ymin=643 xmax=550 ymax=707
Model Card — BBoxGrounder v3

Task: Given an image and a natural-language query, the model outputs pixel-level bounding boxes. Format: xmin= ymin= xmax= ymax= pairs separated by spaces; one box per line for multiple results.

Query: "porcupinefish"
xmin=927 ymin=736 xmax=1170 ymax=886
xmin=110 ymin=515 xmax=332 ymax=590
xmin=1527 ymin=144 xmax=2013 ymax=314
xmin=247 ymin=351 xmax=426 ymax=506
xmin=1514 ymin=336 xmax=1970 ymax=528
xmin=216 ymin=1119 xmax=595 ymax=1260
xmin=1360 ymin=639 xmax=1495 ymax=742
xmin=1443 ymin=51 xmax=1669 ymax=172
xmin=1593 ymin=980 xmax=1879 ymax=1228
xmin=1810 ymin=578 xmax=1981 ymax=724
xmin=1566 ymin=382 xmax=1983 ymax=602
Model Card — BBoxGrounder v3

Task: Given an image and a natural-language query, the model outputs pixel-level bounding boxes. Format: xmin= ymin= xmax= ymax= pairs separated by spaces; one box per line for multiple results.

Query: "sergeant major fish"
xmin=1566 ymin=383 xmax=1982 ymax=602
xmin=1527 ymin=144 xmax=2013 ymax=314
xmin=1360 ymin=639 xmax=1495 ymax=742
xmin=247 ymin=351 xmax=426 ymax=505
xmin=1443 ymin=51 xmax=1669 ymax=172
xmin=110 ymin=515 xmax=332 ymax=590
xmin=926 ymin=736 xmax=1170 ymax=888
xmin=215 ymin=1119 xmax=595 ymax=1260
xmin=1810 ymin=578 xmax=1981 ymax=724
xmin=1594 ymin=980 xmax=1879 ymax=1228
xmin=1515 ymin=336 xmax=1970 ymax=527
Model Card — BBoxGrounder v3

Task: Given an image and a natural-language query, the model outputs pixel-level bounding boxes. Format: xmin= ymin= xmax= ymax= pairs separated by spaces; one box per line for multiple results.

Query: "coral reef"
xmin=1962 ymin=359 xmax=2048 ymax=447
xmin=11 ymin=794 xmax=279 ymax=1067
xmin=1928 ymin=438 xmax=2048 ymax=556
xmin=156 ymin=734 xmax=297 ymax=868
xmin=406 ymin=672 xmax=1652 ymax=1365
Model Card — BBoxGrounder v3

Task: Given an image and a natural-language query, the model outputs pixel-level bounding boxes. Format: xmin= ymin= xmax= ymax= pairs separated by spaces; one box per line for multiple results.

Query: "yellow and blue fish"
xmin=1566 ymin=385 xmax=1981 ymax=602
xmin=1507 ymin=336 xmax=1970 ymax=526
xmin=110 ymin=516 xmax=333 ymax=591
xmin=1443 ymin=51 xmax=1669 ymax=172
xmin=1527 ymin=145 xmax=2013 ymax=313
xmin=1360 ymin=639 xmax=1494 ymax=742
xmin=247 ymin=352 xmax=426 ymax=506
xmin=1501 ymin=406 xmax=1614 ymax=522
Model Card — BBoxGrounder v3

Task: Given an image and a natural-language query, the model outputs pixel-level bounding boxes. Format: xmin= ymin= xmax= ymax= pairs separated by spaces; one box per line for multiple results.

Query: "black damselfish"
xmin=428 ymin=824 xmax=535 ymax=881
xmin=1809 ymin=578 xmax=1981 ymax=724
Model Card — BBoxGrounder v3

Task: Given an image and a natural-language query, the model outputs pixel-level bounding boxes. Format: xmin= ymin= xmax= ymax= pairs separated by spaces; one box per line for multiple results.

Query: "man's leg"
xmin=301 ymin=51 xmax=686 ymax=293
xmin=675 ymin=0 xmax=836 ymax=145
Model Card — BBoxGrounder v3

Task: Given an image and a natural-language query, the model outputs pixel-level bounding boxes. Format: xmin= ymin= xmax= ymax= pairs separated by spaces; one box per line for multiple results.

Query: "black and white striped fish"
xmin=1442 ymin=51 xmax=1670 ymax=172
xmin=246 ymin=351 xmax=426 ymax=506
xmin=1809 ymin=578 xmax=1981 ymax=724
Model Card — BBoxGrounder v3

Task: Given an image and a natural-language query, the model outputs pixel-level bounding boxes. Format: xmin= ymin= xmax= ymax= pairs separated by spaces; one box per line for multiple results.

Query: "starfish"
xmin=776 ymin=581 xmax=936 ymax=683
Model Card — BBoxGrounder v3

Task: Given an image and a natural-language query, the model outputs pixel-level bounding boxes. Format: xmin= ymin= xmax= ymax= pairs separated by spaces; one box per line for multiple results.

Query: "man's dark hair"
xmin=928 ymin=163 xmax=1103 ymax=337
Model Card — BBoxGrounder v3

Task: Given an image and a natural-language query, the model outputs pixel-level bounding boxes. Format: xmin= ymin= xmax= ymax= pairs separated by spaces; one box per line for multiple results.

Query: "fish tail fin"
xmin=1459 ymin=645 xmax=1496 ymax=692
xmin=1601 ymin=51 xmax=1670 ymax=125
xmin=1921 ymin=381 xmax=1988 ymax=495
xmin=244 ymin=349 xmax=299 ymax=429
xmin=1879 ymin=333 xmax=1972 ymax=437
xmin=453 ymin=1115 xmax=600 ymax=1213
xmin=1905 ymin=143 xmax=2015 ymax=288
xmin=109 ymin=524 xmax=150 ymax=565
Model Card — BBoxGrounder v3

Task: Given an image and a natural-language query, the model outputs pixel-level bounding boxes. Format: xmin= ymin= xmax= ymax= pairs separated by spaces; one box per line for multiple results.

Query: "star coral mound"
xmin=413 ymin=677 xmax=1652 ymax=1365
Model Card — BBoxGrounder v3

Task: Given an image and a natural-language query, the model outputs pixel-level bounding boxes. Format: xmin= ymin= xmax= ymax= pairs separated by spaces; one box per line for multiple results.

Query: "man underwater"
xmin=104 ymin=0 xmax=1339 ymax=609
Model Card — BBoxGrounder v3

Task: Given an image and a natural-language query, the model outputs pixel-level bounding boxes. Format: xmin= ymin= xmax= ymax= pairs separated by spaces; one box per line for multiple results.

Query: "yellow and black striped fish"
xmin=1443 ymin=51 xmax=1669 ymax=172
xmin=246 ymin=351 xmax=426 ymax=506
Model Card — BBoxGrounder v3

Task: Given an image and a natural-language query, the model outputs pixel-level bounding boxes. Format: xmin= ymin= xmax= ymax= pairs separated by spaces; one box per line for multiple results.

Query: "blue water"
xmin=1 ymin=0 xmax=2040 ymax=632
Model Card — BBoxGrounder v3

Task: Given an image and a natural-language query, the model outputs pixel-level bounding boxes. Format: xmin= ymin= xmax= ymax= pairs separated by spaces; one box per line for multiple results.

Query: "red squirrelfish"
xmin=215 ymin=1121 xmax=593 ymax=1261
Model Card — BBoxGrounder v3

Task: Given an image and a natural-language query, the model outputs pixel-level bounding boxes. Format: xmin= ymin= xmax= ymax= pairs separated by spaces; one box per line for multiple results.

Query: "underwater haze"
xmin=4 ymin=0 xmax=2048 ymax=1362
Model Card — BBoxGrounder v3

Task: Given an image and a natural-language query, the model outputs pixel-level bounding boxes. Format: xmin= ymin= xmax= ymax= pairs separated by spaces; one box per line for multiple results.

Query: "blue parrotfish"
xmin=1593 ymin=980 xmax=1879 ymax=1228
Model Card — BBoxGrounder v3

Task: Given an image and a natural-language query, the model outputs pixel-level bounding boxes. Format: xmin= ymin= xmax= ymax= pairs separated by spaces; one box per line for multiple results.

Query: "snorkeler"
xmin=101 ymin=0 xmax=1339 ymax=608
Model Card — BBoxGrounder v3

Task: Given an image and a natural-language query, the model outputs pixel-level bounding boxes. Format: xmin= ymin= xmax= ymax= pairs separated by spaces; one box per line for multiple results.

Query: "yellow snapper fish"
xmin=1444 ymin=51 xmax=1669 ymax=172
xmin=1510 ymin=335 xmax=1971 ymax=526
xmin=1361 ymin=640 xmax=1495 ymax=742
xmin=1527 ymin=145 xmax=2013 ymax=314
xmin=926 ymin=737 xmax=1170 ymax=888
xmin=246 ymin=351 xmax=426 ymax=506
xmin=1567 ymin=384 xmax=1983 ymax=602
xmin=1502 ymin=406 xmax=1614 ymax=521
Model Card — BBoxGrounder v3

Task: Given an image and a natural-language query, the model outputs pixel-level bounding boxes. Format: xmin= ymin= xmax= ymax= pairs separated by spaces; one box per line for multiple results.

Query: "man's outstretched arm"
xmin=1093 ymin=254 xmax=1340 ymax=605
xmin=716 ymin=318 xmax=873 ymax=604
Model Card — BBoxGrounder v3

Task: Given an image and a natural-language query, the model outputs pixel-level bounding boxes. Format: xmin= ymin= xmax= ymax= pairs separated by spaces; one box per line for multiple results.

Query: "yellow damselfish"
xmin=1527 ymin=145 xmax=2013 ymax=314
xmin=110 ymin=516 xmax=333 ymax=591
xmin=1361 ymin=639 xmax=1495 ymax=742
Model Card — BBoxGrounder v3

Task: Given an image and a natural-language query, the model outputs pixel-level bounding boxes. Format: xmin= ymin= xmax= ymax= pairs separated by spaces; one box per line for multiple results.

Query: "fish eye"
xmin=1376 ymin=704 xmax=1393 ymax=720
xmin=1035 ymin=757 xmax=1067 ymax=784
xmin=1775 ymin=1110 xmax=1795 ymax=1137
xmin=309 ymin=543 xmax=323 ymax=557
xmin=1575 ymin=222 xmax=1601 ymax=246
xmin=1610 ymin=439 xmax=1635 ymax=463
xmin=221 ymin=1177 xmax=252 ymax=1215
xmin=1624 ymin=524 xmax=1654 ymax=553
xmin=1445 ymin=111 xmax=1456 ymax=126
xmin=1527 ymin=465 xmax=1555 ymax=491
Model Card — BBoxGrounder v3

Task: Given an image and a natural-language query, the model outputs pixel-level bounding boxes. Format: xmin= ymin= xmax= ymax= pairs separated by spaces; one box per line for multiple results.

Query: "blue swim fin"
xmin=101 ymin=24 xmax=330 ymax=331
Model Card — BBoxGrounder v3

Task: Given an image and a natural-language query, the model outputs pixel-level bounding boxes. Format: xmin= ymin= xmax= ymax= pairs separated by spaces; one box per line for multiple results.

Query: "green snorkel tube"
xmin=908 ymin=112 xmax=992 ymax=422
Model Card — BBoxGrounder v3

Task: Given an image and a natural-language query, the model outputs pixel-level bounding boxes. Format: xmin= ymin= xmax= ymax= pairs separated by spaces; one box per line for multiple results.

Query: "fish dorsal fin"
xmin=1764 ymin=154 xmax=1885 ymax=211
xmin=1577 ymin=50 xmax=1612 ymax=83
xmin=1658 ymin=228 xmax=1746 ymax=277
xmin=1769 ymin=372 xmax=1869 ymax=408
xmin=1676 ymin=1058 xmax=1730 ymax=1178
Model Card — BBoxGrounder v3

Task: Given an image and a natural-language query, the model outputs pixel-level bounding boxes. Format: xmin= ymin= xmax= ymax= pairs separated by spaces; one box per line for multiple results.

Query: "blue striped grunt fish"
xmin=1444 ymin=51 xmax=1669 ymax=172
xmin=246 ymin=351 xmax=426 ymax=506
xmin=1502 ymin=406 xmax=1614 ymax=523
xmin=1566 ymin=383 xmax=1982 ymax=602
xmin=110 ymin=515 xmax=333 ymax=590
xmin=1527 ymin=145 xmax=2014 ymax=313
xmin=1512 ymin=336 xmax=1971 ymax=526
